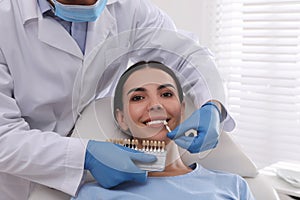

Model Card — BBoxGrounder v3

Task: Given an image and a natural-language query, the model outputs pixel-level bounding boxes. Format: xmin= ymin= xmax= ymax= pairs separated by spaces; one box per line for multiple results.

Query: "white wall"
xmin=150 ymin=0 xmax=216 ymax=48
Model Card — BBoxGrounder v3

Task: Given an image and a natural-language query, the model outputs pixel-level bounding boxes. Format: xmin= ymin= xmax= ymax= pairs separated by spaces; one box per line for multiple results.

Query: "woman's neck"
xmin=148 ymin=141 xmax=192 ymax=177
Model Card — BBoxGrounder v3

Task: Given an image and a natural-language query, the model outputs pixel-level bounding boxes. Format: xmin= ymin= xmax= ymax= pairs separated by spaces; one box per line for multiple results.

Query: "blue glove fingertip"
xmin=167 ymin=126 xmax=180 ymax=139
xmin=167 ymin=131 xmax=174 ymax=139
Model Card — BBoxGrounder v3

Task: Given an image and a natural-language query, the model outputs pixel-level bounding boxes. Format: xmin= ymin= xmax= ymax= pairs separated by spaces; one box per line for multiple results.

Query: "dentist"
xmin=0 ymin=0 xmax=234 ymax=199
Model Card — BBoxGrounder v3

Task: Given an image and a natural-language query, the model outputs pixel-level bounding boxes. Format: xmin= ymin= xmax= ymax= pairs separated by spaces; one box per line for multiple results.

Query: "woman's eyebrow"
xmin=127 ymin=84 xmax=175 ymax=95
xmin=157 ymin=84 xmax=176 ymax=90
xmin=127 ymin=87 xmax=146 ymax=95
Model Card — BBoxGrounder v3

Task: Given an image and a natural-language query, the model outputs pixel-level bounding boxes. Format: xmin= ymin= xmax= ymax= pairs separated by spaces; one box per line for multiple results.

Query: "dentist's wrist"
xmin=202 ymin=101 xmax=226 ymax=122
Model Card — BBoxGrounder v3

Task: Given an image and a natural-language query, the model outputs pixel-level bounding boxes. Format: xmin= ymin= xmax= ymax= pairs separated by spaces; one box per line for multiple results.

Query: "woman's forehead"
xmin=123 ymin=68 xmax=177 ymax=91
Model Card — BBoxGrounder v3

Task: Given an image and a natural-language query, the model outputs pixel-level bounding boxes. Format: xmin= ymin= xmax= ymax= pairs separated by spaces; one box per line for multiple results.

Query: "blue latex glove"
xmin=167 ymin=102 xmax=221 ymax=153
xmin=84 ymin=140 xmax=157 ymax=188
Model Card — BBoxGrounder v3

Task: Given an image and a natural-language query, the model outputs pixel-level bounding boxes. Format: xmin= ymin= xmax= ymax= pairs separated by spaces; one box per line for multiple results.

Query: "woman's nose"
xmin=149 ymin=103 xmax=163 ymax=111
xmin=148 ymin=97 xmax=163 ymax=111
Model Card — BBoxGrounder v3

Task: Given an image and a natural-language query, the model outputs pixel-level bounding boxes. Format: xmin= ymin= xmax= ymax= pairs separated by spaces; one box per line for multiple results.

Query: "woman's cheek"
xmin=128 ymin=103 xmax=145 ymax=122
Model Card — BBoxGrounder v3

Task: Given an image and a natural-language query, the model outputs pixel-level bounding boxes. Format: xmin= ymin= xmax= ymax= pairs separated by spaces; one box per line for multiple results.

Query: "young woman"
xmin=73 ymin=61 xmax=255 ymax=200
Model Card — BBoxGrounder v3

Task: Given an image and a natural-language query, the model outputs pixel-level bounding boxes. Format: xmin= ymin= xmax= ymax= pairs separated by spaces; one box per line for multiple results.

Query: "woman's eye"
xmin=162 ymin=92 xmax=173 ymax=98
xmin=131 ymin=95 xmax=144 ymax=101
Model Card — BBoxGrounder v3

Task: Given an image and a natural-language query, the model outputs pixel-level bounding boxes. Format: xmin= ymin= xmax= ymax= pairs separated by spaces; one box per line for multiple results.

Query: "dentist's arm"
xmin=167 ymin=101 xmax=226 ymax=153
xmin=0 ymin=49 xmax=86 ymax=196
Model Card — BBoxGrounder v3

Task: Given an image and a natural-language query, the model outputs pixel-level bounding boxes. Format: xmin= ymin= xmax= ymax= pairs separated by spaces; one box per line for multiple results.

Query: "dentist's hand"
xmin=167 ymin=102 xmax=221 ymax=153
xmin=84 ymin=140 xmax=157 ymax=188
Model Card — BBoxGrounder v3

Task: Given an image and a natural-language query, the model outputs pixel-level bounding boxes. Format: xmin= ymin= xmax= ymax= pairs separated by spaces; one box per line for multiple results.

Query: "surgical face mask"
xmin=51 ymin=0 xmax=108 ymax=22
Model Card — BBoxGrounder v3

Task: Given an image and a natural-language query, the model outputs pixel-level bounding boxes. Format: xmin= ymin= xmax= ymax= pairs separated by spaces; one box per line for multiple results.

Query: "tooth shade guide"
xmin=107 ymin=138 xmax=167 ymax=172
xmin=146 ymin=140 xmax=150 ymax=151
xmin=107 ymin=138 xmax=166 ymax=152
xmin=153 ymin=141 xmax=157 ymax=152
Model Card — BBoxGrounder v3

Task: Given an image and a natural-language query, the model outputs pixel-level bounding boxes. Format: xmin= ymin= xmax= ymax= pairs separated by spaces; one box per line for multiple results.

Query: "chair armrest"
xmin=245 ymin=174 xmax=280 ymax=200
xmin=181 ymin=132 xmax=258 ymax=177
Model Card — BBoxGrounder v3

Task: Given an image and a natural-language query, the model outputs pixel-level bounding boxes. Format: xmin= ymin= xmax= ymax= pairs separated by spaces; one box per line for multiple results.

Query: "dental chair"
xmin=29 ymin=96 xmax=279 ymax=200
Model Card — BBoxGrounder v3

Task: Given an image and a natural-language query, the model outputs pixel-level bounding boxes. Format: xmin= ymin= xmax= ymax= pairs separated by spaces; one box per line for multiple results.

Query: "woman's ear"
xmin=115 ymin=108 xmax=129 ymax=131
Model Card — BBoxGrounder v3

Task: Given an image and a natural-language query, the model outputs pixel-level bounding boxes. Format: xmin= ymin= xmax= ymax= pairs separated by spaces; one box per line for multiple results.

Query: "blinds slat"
xmin=241 ymin=53 xmax=298 ymax=62
xmin=242 ymin=45 xmax=299 ymax=54
xmin=215 ymin=44 xmax=299 ymax=54
xmin=243 ymin=5 xmax=300 ymax=13
xmin=233 ymin=115 xmax=300 ymax=128
xmin=227 ymin=85 xmax=299 ymax=96
xmin=235 ymin=122 xmax=300 ymax=134
xmin=243 ymin=29 xmax=300 ymax=37
xmin=226 ymin=69 xmax=300 ymax=79
xmin=228 ymin=99 xmax=299 ymax=112
xmin=229 ymin=91 xmax=298 ymax=103
xmin=243 ymin=13 xmax=300 ymax=21
xmin=217 ymin=61 xmax=298 ymax=70
xmin=242 ymin=0 xmax=300 ymax=4
xmin=243 ymin=37 xmax=299 ymax=46
xmin=229 ymin=107 xmax=300 ymax=120
xmin=243 ymin=21 xmax=300 ymax=29
xmin=228 ymin=77 xmax=300 ymax=88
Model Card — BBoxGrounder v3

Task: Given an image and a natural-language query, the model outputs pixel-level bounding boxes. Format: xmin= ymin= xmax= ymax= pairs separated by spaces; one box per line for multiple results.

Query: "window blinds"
xmin=213 ymin=0 xmax=300 ymax=168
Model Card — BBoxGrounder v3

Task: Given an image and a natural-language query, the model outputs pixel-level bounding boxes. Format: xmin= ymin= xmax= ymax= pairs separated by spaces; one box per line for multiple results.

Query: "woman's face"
xmin=116 ymin=68 xmax=185 ymax=142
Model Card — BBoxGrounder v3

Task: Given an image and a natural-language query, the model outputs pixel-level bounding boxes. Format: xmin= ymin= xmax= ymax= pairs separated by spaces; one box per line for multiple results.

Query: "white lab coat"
xmin=0 ymin=0 xmax=234 ymax=199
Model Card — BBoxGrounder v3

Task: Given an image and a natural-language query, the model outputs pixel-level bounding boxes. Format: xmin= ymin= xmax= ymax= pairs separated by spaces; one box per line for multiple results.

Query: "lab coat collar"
xmin=107 ymin=0 xmax=119 ymax=4
xmin=84 ymin=7 xmax=117 ymax=58
xmin=18 ymin=0 xmax=39 ymax=25
xmin=38 ymin=12 xmax=84 ymax=59
xmin=18 ymin=0 xmax=117 ymax=59
xmin=16 ymin=0 xmax=83 ymax=59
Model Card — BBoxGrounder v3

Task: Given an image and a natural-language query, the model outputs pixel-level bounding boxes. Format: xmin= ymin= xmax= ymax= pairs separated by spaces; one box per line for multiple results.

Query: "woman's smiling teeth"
xmin=146 ymin=120 xmax=165 ymax=126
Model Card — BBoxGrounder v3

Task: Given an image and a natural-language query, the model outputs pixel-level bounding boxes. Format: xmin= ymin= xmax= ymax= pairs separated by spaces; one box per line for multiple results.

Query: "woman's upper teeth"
xmin=146 ymin=120 xmax=165 ymax=125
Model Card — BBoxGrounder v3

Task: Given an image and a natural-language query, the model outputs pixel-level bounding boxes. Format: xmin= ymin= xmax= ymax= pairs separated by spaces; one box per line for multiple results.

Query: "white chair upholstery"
xmin=29 ymin=97 xmax=279 ymax=200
